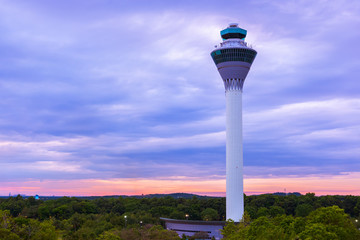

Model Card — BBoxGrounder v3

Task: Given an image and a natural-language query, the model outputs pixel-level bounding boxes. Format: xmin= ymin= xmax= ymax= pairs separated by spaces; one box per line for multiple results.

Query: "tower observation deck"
xmin=211 ymin=23 xmax=257 ymax=92
xmin=210 ymin=23 xmax=257 ymax=222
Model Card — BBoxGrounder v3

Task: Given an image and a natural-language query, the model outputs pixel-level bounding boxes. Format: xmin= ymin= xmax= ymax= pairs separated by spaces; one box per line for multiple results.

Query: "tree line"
xmin=0 ymin=193 xmax=359 ymax=239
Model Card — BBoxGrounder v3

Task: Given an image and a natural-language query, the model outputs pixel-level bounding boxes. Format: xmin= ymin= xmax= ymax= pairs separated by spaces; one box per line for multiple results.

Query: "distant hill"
xmin=0 ymin=192 xmax=218 ymax=200
xmin=79 ymin=192 xmax=218 ymax=200
xmin=272 ymin=192 xmax=302 ymax=196
xmin=1 ymin=192 xmax=303 ymax=200
xmin=135 ymin=193 xmax=217 ymax=199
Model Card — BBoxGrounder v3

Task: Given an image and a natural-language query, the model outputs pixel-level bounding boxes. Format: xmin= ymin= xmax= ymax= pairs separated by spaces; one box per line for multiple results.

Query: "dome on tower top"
xmin=220 ymin=23 xmax=247 ymax=40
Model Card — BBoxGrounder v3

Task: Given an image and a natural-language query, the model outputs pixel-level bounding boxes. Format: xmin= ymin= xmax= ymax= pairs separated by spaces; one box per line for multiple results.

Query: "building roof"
xmin=160 ymin=217 xmax=226 ymax=226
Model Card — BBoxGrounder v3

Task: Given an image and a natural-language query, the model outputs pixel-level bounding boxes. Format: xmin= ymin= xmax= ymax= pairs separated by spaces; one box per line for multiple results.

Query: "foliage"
xmin=303 ymin=206 xmax=360 ymax=240
xmin=0 ymin=194 xmax=359 ymax=239
xmin=0 ymin=228 xmax=21 ymax=240
xmin=222 ymin=206 xmax=360 ymax=240
xmin=295 ymin=203 xmax=313 ymax=217
xmin=201 ymin=208 xmax=219 ymax=221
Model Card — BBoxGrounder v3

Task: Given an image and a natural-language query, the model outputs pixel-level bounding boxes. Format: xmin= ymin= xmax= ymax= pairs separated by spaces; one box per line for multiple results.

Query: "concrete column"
xmin=225 ymin=90 xmax=243 ymax=222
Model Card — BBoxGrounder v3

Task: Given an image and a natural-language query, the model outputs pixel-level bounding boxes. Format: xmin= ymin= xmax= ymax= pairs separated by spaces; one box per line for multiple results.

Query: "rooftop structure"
xmin=161 ymin=218 xmax=225 ymax=240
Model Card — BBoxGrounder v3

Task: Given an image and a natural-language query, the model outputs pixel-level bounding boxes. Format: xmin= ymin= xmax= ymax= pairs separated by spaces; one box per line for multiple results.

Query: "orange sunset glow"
xmin=4 ymin=172 xmax=360 ymax=197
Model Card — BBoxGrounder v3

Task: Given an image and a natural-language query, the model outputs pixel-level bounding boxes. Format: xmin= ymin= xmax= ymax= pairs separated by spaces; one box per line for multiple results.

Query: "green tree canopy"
xmin=201 ymin=208 xmax=219 ymax=221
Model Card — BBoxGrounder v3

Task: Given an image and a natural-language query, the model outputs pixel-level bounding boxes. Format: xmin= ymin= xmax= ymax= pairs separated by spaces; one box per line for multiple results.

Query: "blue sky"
xmin=0 ymin=0 xmax=359 ymax=196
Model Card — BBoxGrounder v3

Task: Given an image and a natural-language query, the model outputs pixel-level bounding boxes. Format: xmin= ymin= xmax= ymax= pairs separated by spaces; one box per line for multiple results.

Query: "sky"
xmin=0 ymin=0 xmax=359 ymax=196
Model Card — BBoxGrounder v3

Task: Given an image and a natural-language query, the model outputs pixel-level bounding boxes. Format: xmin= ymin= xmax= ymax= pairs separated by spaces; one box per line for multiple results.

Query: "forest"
xmin=0 ymin=193 xmax=359 ymax=239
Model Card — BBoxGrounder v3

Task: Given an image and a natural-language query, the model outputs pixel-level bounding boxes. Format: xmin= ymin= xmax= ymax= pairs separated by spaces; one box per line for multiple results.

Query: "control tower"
xmin=210 ymin=23 xmax=257 ymax=222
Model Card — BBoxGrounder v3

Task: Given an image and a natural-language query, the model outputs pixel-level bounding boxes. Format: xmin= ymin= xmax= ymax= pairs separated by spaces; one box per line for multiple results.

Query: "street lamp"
xmin=185 ymin=214 xmax=189 ymax=220
xmin=124 ymin=215 xmax=127 ymax=227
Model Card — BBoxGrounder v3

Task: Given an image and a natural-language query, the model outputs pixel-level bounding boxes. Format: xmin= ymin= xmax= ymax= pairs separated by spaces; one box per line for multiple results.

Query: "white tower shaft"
xmin=226 ymin=90 xmax=243 ymax=222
